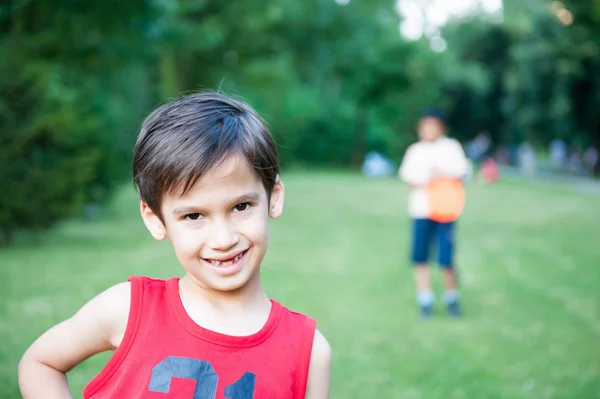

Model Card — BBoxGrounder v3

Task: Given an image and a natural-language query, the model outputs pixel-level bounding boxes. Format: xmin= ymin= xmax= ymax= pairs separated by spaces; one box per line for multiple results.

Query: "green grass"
xmin=2 ymin=171 xmax=600 ymax=398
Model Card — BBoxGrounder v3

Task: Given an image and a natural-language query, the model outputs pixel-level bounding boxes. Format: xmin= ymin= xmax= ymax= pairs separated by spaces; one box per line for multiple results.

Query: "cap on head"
xmin=420 ymin=108 xmax=448 ymax=126
xmin=133 ymin=92 xmax=279 ymax=219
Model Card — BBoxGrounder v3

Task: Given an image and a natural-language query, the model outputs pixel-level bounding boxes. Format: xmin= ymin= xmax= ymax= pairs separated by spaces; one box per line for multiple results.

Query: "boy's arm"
xmin=18 ymin=282 xmax=131 ymax=399
xmin=398 ymin=145 xmax=431 ymax=187
xmin=436 ymin=140 xmax=469 ymax=179
xmin=304 ymin=329 xmax=332 ymax=399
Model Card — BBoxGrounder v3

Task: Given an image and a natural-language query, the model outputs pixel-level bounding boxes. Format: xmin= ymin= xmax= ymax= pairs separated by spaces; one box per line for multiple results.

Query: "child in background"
xmin=18 ymin=92 xmax=332 ymax=399
xmin=398 ymin=109 xmax=469 ymax=318
xmin=478 ymin=157 xmax=500 ymax=184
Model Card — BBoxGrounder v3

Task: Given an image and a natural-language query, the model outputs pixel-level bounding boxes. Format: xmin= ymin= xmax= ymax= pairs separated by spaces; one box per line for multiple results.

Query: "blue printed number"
xmin=148 ymin=356 xmax=256 ymax=399
xmin=224 ymin=372 xmax=256 ymax=399
xmin=149 ymin=357 xmax=217 ymax=399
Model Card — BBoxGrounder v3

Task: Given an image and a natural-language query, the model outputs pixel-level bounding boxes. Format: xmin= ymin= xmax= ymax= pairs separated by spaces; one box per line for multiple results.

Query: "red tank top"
xmin=83 ymin=277 xmax=316 ymax=399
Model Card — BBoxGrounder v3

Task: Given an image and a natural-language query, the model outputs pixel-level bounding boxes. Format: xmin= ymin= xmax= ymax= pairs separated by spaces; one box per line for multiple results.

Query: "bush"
xmin=0 ymin=56 xmax=102 ymax=245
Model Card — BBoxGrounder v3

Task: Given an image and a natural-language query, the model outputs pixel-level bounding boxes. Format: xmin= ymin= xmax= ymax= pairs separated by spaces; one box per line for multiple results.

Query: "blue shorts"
xmin=411 ymin=218 xmax=455 ymax=268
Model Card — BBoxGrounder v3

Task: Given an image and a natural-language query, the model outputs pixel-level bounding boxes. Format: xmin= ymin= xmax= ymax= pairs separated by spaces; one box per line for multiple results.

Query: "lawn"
xmin=1 ymin=171 xmax=599 ymax=398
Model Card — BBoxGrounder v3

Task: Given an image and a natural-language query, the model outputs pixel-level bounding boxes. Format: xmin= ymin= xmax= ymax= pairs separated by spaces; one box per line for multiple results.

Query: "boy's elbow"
xmin=18 ymin=348 xmax=37 ymax=378
xmin=18 ymin=352 xmax=38 ymax=395
xmin=17 ymin=353 xmax=27 ymax=381
xmin=18 ymin=350 xmax=41 ymax=384
xmin=18 ymin=351 xmax=71 ymax=398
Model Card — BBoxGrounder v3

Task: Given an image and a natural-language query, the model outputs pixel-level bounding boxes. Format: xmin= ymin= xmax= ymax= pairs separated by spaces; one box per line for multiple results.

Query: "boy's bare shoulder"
xmin=79 ymin=281 xmax=131 ymax=313
xmin=19 ymin=282 xmax=132 ymax=375
xmin=95 ymin=281 xmax=132 ymax=309
xmin=305 ymin=329 xmax=332 ymax=399
xmin=83 ymin=282 xmax=132 ymax=346
xmin=311 ymin=329 xmax=332 ymax=362
xmin=54 ymin=281 xmax=133 ymax=348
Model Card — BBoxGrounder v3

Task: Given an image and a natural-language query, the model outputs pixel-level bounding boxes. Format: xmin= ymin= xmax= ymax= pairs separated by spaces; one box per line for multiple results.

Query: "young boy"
xmin=18 ymin=92 xmax=332 ymax=398
xmin=398 ymin=109 xmax=469 ymax=318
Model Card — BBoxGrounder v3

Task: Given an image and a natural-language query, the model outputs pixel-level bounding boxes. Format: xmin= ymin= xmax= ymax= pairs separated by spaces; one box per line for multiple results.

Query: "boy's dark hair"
xmin=133 ymin=92 xmax=279 ymax=219
xmin=420 ymin=108 xmax=448 ymax=126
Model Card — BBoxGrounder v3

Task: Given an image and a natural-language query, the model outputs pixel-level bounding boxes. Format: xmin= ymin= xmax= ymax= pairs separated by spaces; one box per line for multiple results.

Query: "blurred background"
xmin=1 ymin=0 xmax=599 ymax=241
xmin=1 ymin=0 xmax=600 ymax=398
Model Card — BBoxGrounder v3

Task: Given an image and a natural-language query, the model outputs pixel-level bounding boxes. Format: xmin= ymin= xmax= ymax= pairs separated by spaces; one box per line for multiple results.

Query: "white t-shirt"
xmin=398 ymin=137 xmax=469 ymax=218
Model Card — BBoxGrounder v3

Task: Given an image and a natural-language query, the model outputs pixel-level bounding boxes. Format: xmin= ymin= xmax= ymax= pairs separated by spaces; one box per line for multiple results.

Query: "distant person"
xmin=583 ymin=146 xmax=599 ymax=177
xmin=398 ymin=109 xmax=469 ymax=318
xmin=567 ymin=149 xmax=583 ymax=176
xmin=472 ymin=131 xmax=492 ymax=168
xmin=549 ymin=137 xmax=567 ymax=172
xmin=18 ymin=92 xmax=332 ymax=398
xmin=518 ymin=141 xmax=536 ymax=177
xmin=496 ymin=146 xmax=510 ymax=165
xmin=478 ymin=157 xmax=500 ymax=184
xmin=361 ymin=151 xmax=395 ymax=178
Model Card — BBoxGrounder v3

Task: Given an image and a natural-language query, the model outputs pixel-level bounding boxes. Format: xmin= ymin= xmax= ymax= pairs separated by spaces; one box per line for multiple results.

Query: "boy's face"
xmin=417 ymin=117 xmax=445 ymax=142
xmin=141 ymin=153 xmax=284 ymax=293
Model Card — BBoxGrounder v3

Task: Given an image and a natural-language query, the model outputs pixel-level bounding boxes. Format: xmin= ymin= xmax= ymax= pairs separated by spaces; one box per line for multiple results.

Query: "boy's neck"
xmin=178 ymin=273 xmax=272 ymax=336
xmin=179 ymin=273 xmax=269 ymax=312
xmin=422 ymin=135 xmax=445 ymax=143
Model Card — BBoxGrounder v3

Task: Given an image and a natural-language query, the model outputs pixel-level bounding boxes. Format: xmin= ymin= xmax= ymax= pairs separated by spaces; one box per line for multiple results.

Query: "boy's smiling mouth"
xmin=203 ymin=249 xmax=248 ymax=268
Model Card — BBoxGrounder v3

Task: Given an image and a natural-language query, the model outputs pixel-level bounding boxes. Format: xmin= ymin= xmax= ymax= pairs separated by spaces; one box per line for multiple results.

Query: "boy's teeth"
xmin=209 ymin=251 xmax=244 ymax=267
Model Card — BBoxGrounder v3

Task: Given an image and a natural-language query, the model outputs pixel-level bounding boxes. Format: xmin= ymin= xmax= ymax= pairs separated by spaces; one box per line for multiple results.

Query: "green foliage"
xmin=440 ymin=0 xmax=600 ymax=151
xmin=0 ymin=49 xmax=100 ymax=243
xmin=0 ymin=0 xmax=155 ymax=243
xmin=3 ymin=0 xmax=600 ymax=243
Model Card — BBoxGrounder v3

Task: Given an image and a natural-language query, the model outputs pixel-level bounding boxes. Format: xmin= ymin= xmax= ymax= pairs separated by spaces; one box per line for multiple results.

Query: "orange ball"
xmin=425 ymin=177 xmax=466 ymax=222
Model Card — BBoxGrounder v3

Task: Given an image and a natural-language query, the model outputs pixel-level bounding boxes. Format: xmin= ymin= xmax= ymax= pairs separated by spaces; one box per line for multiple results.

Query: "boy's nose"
xmin=208 ymin=220 xmax=239 ymax=251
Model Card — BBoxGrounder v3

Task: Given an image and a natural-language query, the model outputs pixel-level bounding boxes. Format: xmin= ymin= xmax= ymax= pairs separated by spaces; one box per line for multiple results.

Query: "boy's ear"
xmin=140 ymin=202 xmax=167 ymax=241
xmin=269 ymin=176 xmax=285 ymax=219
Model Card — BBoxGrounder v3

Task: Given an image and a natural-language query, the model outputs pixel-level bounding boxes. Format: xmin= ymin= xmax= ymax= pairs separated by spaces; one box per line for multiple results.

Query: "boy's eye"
xmin=184 ymin=213 xmax=203 ymax=221
xmin=233 ymin=203 xmax=251 ymax=212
